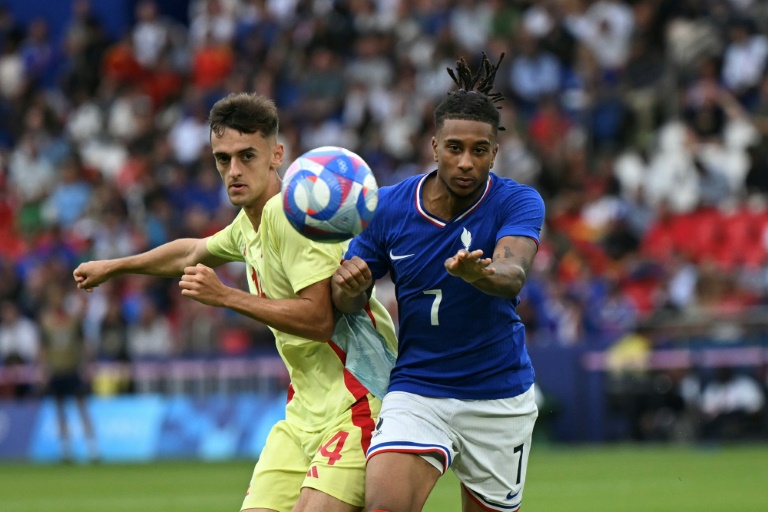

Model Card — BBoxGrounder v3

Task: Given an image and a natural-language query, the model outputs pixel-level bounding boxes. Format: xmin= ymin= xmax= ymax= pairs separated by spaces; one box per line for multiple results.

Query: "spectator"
xmin=127 ymin=299 xmax=175 ymax=360
xmin=38 ymin=284 xmax=98 ymax=462
xmin=42 ymin=155 xmax=93 ymax=228
xmin=507 ymin=31 xmax=562 ymax=120
xmin=700 ymin=366 xmax=766 ymax=440
xmin=721 ymin=19 xmax=768 ymax=110
xmin=0 ymin=300 xmax=40 ymax=398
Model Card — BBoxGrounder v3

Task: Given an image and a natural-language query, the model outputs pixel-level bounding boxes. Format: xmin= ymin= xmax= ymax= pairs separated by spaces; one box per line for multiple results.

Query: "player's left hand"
xmin=445 ymin=249 xmax=495 ymax=282
xmin=179 ymin=264 xmax=229 ymax=307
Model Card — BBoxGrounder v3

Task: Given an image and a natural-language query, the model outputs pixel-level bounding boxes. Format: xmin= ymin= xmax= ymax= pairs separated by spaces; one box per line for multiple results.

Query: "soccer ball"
xmin=281 ymin=146 xmax=379 ymax=243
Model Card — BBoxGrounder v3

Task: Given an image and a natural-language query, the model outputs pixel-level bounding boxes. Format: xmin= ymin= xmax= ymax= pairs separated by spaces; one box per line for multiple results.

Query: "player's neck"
xmin=243 ymin=173 xmax=282 ymax=230
xmin=423 ymin=172 xmax=482 ymax=220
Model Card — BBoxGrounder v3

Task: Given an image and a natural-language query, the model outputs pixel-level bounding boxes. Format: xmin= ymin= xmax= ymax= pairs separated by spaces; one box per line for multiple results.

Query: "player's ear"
xmin=490 ymin=143 xmax=499 ymax=169
xmin=431 ymin=136 xmax=438 ymax=162
xmin=272 ymin=142 xmax=285 ymax=169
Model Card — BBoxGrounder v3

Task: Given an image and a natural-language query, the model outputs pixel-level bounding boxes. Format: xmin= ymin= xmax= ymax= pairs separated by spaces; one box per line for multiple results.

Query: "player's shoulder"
xmin=261 ymin=194 xmax=290 ymax=226
xmin=215 ymin=208 xmax=249 ymax=235
xmin=376 ymin=174 xmax=423 ymax=210
xmin=264 ymin=193 xmax=283 ymax=213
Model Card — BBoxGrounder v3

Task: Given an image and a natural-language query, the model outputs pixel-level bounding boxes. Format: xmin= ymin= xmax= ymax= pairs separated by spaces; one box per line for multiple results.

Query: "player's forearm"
xmin=331 ymin=284 xmax=370 ymax=314
xmin=470 ymin=261 xmax=526 ymax=299
xmin=109 ymin=239 xmax=206 ymax=278
xmin=221 ymin=288 xmax=336 ymax=341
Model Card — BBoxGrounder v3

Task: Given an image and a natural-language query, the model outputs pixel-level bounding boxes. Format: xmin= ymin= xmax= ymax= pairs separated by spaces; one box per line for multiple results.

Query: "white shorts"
xmin=367 ymin=386 xmax=538 ymax=512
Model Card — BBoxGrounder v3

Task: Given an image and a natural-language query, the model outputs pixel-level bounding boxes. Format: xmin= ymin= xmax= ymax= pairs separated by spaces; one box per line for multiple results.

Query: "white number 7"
xmin=423 ymin=289 xmax=442 ymax=326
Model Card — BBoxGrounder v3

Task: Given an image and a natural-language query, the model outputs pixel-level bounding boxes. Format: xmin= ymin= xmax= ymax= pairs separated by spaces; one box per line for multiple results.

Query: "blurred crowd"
xmin=2 ymin=0 xmax=768 ymax=403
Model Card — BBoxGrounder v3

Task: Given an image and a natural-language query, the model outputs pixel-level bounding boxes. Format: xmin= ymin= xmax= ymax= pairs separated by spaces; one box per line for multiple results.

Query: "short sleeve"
xmin=496 ymin=185 xmax=545 ymax=245
xmin=206 ymin=213 xmax=246 ymax=262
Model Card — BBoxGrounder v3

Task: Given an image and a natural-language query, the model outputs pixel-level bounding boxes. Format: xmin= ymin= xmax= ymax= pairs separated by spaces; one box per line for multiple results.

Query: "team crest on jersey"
xmin=461 ymin=227 xmax=472 ymax=250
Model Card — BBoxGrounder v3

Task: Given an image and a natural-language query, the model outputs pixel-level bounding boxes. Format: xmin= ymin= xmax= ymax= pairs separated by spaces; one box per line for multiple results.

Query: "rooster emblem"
xmin=461 ymin=228 xmax=472 ymax=251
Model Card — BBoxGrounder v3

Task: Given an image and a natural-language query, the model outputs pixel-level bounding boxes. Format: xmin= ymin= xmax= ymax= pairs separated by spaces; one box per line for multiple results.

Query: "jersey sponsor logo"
xmin=306 ymin=465 xmax=319 ymax=478
xmin=461 ymin=227 xmax=472 ymax=250
xmin=389 ymin=250 xmax=414 ymax=261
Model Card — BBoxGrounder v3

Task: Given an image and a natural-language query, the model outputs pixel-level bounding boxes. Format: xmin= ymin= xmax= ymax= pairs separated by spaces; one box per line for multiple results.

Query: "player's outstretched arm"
xmin=182 ymin=265 xmax=336 ymax=341
xmin=73 ymin=238 xmax=227 ymax=292
xmin=445 ymin=235 xmax=537 ymax=299
xmin=331 ymin=256 xmax=374 ymax=313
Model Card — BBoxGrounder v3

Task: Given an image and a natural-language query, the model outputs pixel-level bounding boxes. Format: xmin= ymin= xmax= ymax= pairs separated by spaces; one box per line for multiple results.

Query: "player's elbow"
xmin=307 ymin=315 xmax=336 ymax=342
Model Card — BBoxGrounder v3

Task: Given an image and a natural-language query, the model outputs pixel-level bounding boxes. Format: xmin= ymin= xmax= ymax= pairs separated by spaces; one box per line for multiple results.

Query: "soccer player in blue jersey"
xmin=331 ymin=53 xmax=544 ymax=512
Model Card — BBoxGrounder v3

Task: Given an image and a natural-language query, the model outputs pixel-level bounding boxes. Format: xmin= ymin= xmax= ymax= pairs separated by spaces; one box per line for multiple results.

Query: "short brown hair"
xmin=208 ymin=92 xmax=279 ymax=138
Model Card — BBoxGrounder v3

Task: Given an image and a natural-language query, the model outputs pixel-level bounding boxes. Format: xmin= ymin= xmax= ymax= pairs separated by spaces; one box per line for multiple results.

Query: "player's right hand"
xmin=72 ymin=261 xmax=112 ymax=292
xmin=333 ymin=256 xmax=373 ymax=296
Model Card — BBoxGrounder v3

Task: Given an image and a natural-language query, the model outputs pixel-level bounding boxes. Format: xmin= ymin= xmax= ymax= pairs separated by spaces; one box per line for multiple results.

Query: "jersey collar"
xmin=415 ymin=171 xmax=493 ymax=227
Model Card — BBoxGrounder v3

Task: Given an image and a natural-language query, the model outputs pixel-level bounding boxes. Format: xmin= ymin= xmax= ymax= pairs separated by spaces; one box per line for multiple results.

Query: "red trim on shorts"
xmin=351 ymin=395 xmax=375 ymax=454
xmin=367 ymin=447 xmax=449 ymax=474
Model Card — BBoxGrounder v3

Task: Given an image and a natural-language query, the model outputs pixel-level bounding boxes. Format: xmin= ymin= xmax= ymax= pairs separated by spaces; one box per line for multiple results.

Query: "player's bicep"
xmin=296 ymin=277 xmax=334 ymax=311
xmin=493 ymin=236 xmax=538 ymax=277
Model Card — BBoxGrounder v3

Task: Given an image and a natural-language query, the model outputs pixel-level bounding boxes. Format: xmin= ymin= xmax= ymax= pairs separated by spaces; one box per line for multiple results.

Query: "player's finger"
xmin=347 ymin=257 xmax=371 ymax=275
xmin=336 ymin=266 xmax=368 ymax=292
xmin=334 ymin=264 xmax=355 ymax=282
xmin=183 ymin=266 xmax=199 ymax=275
xmin=341 ymin=259 xmax=369 ymax=282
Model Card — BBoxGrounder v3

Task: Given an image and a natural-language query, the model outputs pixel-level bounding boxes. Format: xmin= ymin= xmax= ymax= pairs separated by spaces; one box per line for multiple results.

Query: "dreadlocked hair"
xmin=435 ymin=52 xmax=506 ymax=135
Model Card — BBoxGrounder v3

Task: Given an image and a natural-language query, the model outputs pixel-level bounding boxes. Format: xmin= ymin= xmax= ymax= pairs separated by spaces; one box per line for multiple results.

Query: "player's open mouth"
xmin=229 ymin=184 xmax=246 ymax=191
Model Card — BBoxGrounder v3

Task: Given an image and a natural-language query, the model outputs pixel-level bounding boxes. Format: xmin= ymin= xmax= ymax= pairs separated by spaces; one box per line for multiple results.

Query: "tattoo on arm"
xmin=495 ymin=245 xmax=532 ymax=274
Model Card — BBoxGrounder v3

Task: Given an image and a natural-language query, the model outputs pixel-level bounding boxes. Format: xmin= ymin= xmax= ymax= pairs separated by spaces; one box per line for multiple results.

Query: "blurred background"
xmin=0 ymin=0 xmax=767 ymax=464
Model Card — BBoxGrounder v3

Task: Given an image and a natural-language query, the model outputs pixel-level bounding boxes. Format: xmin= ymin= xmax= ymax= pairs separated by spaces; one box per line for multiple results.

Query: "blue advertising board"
xmin=0 ymin=392 xmax=287 ymax=463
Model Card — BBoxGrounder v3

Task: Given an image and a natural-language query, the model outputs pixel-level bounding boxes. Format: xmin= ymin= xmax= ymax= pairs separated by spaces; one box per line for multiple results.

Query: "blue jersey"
xmin=346 ymin=171 xmax=545 ymax=400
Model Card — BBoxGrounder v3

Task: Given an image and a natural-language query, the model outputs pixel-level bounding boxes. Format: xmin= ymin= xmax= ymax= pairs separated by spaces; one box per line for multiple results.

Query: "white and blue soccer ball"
xmin=281 ymin=146 xmax=379 ymax=243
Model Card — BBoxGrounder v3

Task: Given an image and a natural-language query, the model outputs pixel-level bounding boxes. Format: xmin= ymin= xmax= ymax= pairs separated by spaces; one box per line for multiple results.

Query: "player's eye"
xmin=216 ymin=156 xmax=230 ymax=164
xmin=242 ymin=152 xmax=254 ymax=161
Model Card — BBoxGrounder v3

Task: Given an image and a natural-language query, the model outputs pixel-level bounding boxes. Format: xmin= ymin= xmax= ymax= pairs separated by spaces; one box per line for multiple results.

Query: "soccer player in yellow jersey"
xmin=73 ymin=92 xmax=397 ymax=512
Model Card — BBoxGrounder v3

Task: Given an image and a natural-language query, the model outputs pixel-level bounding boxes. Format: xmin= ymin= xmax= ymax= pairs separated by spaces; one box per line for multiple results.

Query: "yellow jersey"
xmin=206 ymin=195 xmax=397 ymax=432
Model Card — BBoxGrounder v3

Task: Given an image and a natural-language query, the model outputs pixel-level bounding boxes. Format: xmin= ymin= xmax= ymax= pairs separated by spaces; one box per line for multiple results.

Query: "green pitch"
xmin=1 ymin=444 xmax=766 ymax=511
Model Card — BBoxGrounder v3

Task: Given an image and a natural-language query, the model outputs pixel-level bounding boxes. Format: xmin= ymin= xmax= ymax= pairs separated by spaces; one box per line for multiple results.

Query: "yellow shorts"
xmin=241 ymin=394 xmax=380 ymax=512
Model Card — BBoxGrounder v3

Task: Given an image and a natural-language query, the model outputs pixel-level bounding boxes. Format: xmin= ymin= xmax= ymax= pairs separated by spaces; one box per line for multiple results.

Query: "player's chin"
xmin=451 ymin=181 xmax=481 ymax=195
xmin=226 ymin=193 xmax=249 ymax=207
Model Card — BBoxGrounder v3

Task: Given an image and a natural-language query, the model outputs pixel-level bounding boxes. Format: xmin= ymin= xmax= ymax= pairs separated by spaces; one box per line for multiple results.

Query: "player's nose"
xmin=458 ymin=150 xmax=473 ymax=170
xmin=228 ymin=158 xmax=243 ymax=177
